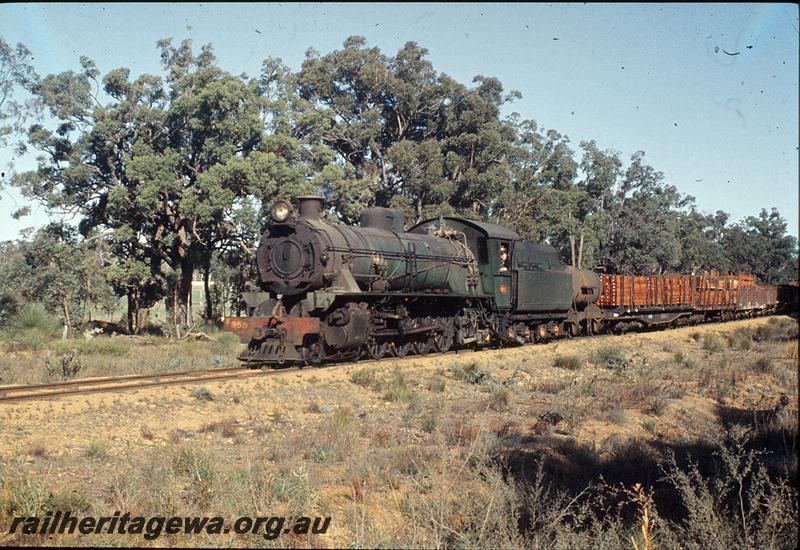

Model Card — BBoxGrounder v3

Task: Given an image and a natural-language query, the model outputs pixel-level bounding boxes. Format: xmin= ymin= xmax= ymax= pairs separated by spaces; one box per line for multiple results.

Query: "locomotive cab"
xmin=411 ymin=218 xmax=602 ymax=315
xmin=409 ymin=217 xmax=520 ymax=309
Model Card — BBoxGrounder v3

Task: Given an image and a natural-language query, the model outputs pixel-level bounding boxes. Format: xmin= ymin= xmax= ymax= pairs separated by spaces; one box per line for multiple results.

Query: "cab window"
xmin=498 ymin=242 xmax=510 ymax=273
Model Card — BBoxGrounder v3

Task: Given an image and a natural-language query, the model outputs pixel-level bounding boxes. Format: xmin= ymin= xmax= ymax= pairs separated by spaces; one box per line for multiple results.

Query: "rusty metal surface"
xmin=224 ymin=317 xmax=275 ymax=342
xmin=282 ymin=316 xmax=322 ymax=342
xmin=224 ymin=316 xmax=321 ymax=344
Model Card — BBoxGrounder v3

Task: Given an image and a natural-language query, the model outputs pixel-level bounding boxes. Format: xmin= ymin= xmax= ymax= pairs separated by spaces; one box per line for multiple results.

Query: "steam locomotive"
xmin=223 ymin=196 xmax=782 ymax=366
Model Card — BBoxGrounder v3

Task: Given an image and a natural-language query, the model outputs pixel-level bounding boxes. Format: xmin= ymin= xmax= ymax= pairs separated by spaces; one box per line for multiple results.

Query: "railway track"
xmin=0 ymin=314 xmax=786 ymax=405
xmin=0 ymin=366 xmax=294 ymax=404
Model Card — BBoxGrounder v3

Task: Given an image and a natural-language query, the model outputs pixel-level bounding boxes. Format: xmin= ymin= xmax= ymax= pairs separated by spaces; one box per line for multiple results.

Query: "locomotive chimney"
xmin=298 ymin=196 xmax=324 ymax=220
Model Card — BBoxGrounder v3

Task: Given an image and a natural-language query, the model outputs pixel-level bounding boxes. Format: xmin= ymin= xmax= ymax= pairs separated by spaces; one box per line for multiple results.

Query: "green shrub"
xmin=649 ymin=395 xmax=670 ymax=416
xmin=736 ymin=337 xmax=753 ymax=351
xmin=270 ymin=467 xmax=315 ymax=508
xmin=593 ymin=346 xmax=629 ymax=372
xmin=350 ymin=368 xmax=380 ymax=389
xmin=726 ymin=330 xmax=753 ymax=351
xmin=191 ymin=387 xmax=215 ymax=401
xmin=427 ymin=377 xmax=446 ymax=393
xmin=490 ymin=385 xmax=511 ymax=411
xmin=270 ymin=409 xmax=285 ymax=424
xmin=753 ymin=357 xmax=774 ymax=374
xmin=449 ymin=361 xmax=493 ymax=384
xmin=5 ymin=478 xmax=50 ymax=516
xmin=605 ymin=408 xmax=628 ymax=425
xmin=601 ymin=433 xmax=628 ymax=454
xmin=172 ymin=447 xmax=217 ymax=506
xmin=553 ymin=355 xmax=582 ymax=371
xmin=46 ymin=488 xmax=92 ymax=514
xmin=682 ymin=356 xmax=699 ymax=370
xmin=328 ymin=407 xmax=352 ymax=439
xmin=2 ymin=304 xmax=61 ymax=351
xmin=383 ymin=369 xmax=413 ymax=402
xmin=212 ymin=331 xmax=241 ymax=352
xmin=86 ymin=441 xmax=108 ymax=460
xmin=702 ymin=333 xmax=726 ymax=353
xmin=420 ymin=410 xmax=438 ymax=433
xmin=50 ymin=338 xmax=131 ymax=356
xmin=754 ymin=318 xmax=798 ymax=342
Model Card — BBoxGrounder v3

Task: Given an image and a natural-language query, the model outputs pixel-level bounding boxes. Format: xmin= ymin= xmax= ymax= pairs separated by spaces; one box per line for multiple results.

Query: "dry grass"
xmin=553 ymin=354 xmax=582 ymax=370
xmin=0 ymin=316 xmax=796 ymax=548
xmin=0 ymin=333 xmax=243 ymax=386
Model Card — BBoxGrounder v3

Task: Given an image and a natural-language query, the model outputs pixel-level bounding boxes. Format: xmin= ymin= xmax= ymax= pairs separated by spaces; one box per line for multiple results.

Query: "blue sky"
xmin=1 ymin=2 xmax=797 ymax=239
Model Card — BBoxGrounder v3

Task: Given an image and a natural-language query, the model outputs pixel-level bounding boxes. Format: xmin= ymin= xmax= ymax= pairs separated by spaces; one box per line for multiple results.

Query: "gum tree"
xmin=13 ymin=40 xmax=315 ymax=333
xmin=296 ymin=36 xmax=519 ymax=223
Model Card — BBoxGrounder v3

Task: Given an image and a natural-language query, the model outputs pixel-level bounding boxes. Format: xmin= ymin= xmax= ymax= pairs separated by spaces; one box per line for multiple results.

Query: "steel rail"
xmin=0 ymin=366 xmax=297 ymax=404
xmin=0 ymin=366 xmax=249 ymax=392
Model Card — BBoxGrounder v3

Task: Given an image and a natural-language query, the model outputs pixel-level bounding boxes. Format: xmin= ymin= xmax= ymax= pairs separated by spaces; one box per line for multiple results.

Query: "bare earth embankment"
xmin=0 ymin=316 xmax=797 ymax=548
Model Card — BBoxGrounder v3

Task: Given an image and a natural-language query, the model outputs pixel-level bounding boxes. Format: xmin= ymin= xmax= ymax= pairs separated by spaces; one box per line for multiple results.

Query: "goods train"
xmin=223 ymin=196 xmax=789 ymax=366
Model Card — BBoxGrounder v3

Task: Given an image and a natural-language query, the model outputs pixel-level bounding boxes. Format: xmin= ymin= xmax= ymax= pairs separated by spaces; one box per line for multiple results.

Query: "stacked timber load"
xmin=597 ymin=272 xmax=767 ymax=310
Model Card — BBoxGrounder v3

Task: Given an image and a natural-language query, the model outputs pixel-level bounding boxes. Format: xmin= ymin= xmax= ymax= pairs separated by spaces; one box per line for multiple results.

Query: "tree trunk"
xmin=137 ymin=308 xmax=149 ymax=331
xmin=62 ymin=299 xmax=72 ymax=340
xmin=188 ymin=275 xmax=192 ymax=321
xmin=577 ymin=227 xmax=585 ymax=269
xmin=165 ymin=257 xmax=194 ymax=334
xmin=180 ymin=257 xmax=193 ymax=327
xmin=569 ymin=234 xmax=576 ymax=267
xmin=127 ymin=291 xmax=139 ymax=334
xmin=86 ymin=277 xmax=92 ymax=322
xmin=166 ymin=284 xmax=177 ymax=330
xmin=203 ymin=262 xmax=213 ymax=321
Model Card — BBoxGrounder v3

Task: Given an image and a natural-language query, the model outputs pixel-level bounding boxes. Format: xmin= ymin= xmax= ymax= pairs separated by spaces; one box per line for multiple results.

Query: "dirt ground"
xmin=0 ymin=315 xmax=797 ymax=547
xmin=0 ymin=316 xmax=791 ymax=453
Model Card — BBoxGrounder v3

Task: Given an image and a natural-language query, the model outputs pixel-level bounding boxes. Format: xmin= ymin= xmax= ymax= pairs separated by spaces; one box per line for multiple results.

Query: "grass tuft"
xmin=426 ymin=377 xmax=446 ymax=393
xmin=553 ymin=354 xmax=582 ymax=371
xmin=490 ymin=385 xmax=512 ymax=410
xmin=702 ymin=333 xmax=726 ymax=353
xmin=605 ymin=408 xmax=629 ymax=425
xmin=649 ymin=395 xmax=671 ymax=416
xmin=449 ymin=361 xmax=493 ymax=384
xmin=191 ymin=387 xmax=215 ymax=401
xmin=593 ymin=346 xmax=629 ymax=371
xmin=86 ymin=441 xmax=108 ymax=460
xmin=383 ymin=369 xmax=413 ymax=402
xmin=350 ymin=367 xmax=379 ymax=389
xmin=753 ymin=357 xmax=774 ymax=374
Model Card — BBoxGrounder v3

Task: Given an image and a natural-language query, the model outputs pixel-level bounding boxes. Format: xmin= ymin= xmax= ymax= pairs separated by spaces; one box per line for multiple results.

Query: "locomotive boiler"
xmin=256 ymin=196 xmax=481 ymax=297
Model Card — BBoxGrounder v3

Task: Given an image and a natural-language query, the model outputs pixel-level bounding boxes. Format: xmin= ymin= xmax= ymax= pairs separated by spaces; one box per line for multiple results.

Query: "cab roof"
xmin=410 ymin=216 xmax=521 ymax=240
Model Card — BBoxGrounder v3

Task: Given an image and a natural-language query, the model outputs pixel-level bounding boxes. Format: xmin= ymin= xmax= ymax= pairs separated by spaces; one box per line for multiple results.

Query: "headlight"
xmin=271 ymin=200 xmax=291 ymax=222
